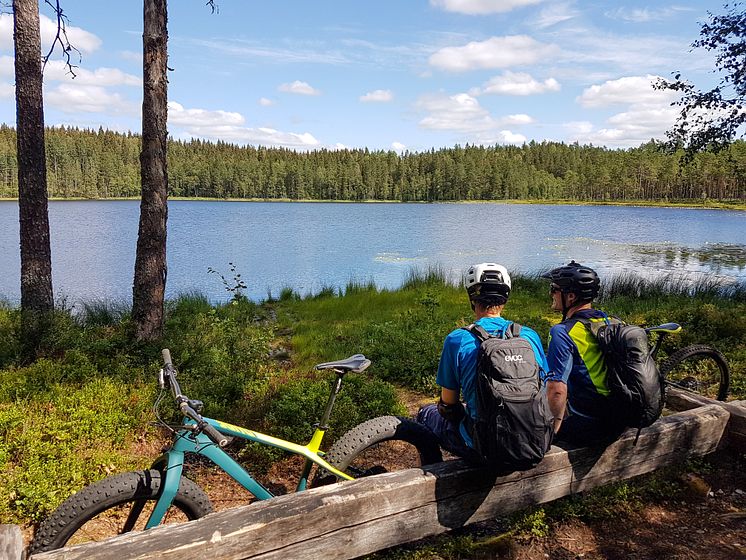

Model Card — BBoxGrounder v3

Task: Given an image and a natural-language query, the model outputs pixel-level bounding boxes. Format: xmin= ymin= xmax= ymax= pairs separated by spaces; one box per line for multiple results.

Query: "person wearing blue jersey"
xmin=542 ymin=261 xmax=623 ymax=445
xmin=416 ymin=263 xmax=549 ymax=461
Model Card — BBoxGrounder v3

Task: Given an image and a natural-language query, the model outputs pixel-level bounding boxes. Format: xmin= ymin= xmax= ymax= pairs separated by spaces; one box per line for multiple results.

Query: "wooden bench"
xmin=20 ymin=394 xmax=743 ymax=560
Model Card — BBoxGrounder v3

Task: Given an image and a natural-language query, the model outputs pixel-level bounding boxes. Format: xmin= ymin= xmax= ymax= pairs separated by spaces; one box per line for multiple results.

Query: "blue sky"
xmin=0 ymin=0 xmax=720 ymax=152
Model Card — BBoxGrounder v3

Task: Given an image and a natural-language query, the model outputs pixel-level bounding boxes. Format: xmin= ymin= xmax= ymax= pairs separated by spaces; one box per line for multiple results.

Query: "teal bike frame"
xmin=145 ymin=350 xmax=365 ymax=530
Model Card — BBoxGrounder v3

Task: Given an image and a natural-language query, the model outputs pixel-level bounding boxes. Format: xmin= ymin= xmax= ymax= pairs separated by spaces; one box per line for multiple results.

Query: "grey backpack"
xmin=464 ymin=323 xmax=554 ymax=472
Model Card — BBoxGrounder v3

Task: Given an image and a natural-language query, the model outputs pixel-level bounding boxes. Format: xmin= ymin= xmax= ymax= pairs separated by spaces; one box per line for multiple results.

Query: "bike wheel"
xmin=29 ymin=469 xmax=213 ymax=554
xmin=313 ymin=416 xmax=443 ymax=486
xmin=661 ymin=344 xmax=730 ymax=401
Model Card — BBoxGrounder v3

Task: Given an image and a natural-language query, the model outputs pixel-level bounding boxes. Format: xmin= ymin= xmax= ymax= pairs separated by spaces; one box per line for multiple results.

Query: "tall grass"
xmin=401 ymin=264 xmax=453 ymax=289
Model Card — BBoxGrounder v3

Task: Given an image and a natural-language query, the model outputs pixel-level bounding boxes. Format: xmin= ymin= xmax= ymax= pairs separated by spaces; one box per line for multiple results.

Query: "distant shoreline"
xmin=1 ymin=197 xmax=744 ymax=211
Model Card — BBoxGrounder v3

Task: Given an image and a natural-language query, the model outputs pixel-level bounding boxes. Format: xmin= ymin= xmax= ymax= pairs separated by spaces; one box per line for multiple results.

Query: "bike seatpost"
xmin=318 ymin=372 xmax=344 ymax=430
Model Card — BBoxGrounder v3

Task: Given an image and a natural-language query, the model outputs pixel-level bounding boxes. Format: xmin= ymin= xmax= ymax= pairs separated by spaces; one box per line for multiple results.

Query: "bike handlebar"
xmin=161 ymin=348 xmax=230 ymax=448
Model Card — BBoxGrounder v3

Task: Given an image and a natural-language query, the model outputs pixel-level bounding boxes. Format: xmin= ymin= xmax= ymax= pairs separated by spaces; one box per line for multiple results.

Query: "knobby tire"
xmin=314 ymin=415 xmax=443 ymax=485
xmin=29 ymin=469 xmax=213 ymax=554
xmin=661 ymin=344 xmax=730 ymax=402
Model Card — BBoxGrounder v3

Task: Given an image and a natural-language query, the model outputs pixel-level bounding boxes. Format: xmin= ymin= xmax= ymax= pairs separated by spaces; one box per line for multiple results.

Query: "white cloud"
xmin=168 ymin=101 xmax=319 ymax=149
xmin=391 ymin=141 xmax=407 ymax=152
xmin=567 ymin=77 xmax=682 ymax=146
xmin=503 ymin=114 xmax=534 ymax=125
xmin=577 ymin=75 xmax=676 ymax=107
xmin=534 ymin=2 xmax=578 ymax=28
xmin=45 ymin=83 xmax=135 ymax=114
xmin=494 ymin=130 xmax=527 ymax=144
xmin=360 ymin=89 xmax=393 ymax=103
xmin=278 ymin=80 xmax=321 ymax=96
xmin=1 ymin=56 xmax=141 ymax=87
xmin=605 ymin=7 xmax=693 ymax=23
xmin=564 ymin=121 xmax=594 ymax=136
xmin=258 ymin=97 xmax=275 ymax=106
xmin=473 ymin=71 xmax=560 ymax=96
xmin=418 ymin=93 xmax=494 ymax=132
xmin=0 ymin=13 xmax=101 ymax=53
xmin=168 ymin=102 xmax=244 ymax=127
xmin=429 ymin=36 xmax=555 ymax=72
xmin=44 ymin=60 xmax=141 ymax=86
xmin=430 ymin=0 xmax=543 ymax=15
xmin=416 ymin=92 xmax=531 ymax=145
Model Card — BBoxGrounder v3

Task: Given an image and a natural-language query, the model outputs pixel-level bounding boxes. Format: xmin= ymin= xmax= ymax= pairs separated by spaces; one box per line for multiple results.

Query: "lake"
xmin=0 ymin=200 xmax=744 ymax=305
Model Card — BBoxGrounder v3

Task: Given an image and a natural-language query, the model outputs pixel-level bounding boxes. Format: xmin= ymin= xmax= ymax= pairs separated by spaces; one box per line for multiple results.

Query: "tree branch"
xmin=42 ymin=0 xmax=81 ymax=78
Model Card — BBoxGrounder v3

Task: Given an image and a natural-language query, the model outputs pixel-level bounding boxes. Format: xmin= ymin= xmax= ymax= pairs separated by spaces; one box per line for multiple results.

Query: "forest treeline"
xmin=0 ymin=124 xmax=744 ymax=202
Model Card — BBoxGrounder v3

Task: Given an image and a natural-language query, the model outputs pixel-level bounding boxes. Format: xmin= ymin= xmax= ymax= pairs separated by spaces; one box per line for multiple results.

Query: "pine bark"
xmin=132 ymin=0 xmax=168 ymax=341
xmin=13 ymin=0 xmax=54 ymax=315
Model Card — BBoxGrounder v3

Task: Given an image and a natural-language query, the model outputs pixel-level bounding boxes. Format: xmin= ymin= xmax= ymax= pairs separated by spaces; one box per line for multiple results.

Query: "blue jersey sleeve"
xmin=519 ymin=327 xmax=549 ymax=378
xmin=546 ymin=324 xmax=574 ymax=384
xmin=436 ymin=331 xmax=462 ymax=391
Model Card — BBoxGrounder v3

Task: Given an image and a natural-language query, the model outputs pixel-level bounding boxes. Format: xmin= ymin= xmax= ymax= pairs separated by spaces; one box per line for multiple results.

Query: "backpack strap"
xmin=462 ymin=321 xmax=522 ymax=341
xmin=507 ymin=322 xmax=522 ymax=338
xmin=463 ymin=323 xmax=492 ymax=342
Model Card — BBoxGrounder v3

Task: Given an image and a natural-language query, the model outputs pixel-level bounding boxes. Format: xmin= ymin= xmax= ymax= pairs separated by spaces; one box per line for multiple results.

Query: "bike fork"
xmin=146 ymin=450 xmax=185 ymax=529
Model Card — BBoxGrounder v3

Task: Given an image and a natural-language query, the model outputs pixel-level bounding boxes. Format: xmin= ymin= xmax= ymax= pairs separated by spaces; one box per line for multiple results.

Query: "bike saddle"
xmin=646 ymin=323 xmax=682 ymax=334
xmin=314 ymin=354 xmax=371 ymax=373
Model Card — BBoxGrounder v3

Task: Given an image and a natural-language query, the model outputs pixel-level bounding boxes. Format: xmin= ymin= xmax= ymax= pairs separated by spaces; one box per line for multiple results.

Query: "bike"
xmin=29 ymin=349 xmax=441 ymax=553
xmin=646 ymin=322 xmax=730 ymax=401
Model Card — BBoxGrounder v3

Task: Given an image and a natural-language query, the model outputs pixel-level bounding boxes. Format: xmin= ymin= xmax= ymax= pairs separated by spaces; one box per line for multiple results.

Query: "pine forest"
xmin=0 ymin=124 xmax=744 ymax=202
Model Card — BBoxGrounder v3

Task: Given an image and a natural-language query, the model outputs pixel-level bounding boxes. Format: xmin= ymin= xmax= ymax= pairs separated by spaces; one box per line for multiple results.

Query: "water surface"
xmin=0 ymin=200 xmax=743 ymax=305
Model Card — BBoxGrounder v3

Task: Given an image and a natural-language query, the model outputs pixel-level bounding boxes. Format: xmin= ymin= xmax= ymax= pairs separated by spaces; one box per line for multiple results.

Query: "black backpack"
xmin=577 ymin=316 xmax=664 ymax=432
xmin=464 ymin=323 xmax=554 ymax=472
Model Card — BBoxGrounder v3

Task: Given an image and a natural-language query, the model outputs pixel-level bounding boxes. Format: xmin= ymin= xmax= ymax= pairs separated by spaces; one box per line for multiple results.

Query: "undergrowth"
xmin=0 ymin=267 xmax=743 ymax=527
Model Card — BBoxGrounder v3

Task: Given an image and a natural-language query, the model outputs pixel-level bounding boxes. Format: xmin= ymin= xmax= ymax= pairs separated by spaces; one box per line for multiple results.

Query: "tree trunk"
xmin=132 ymin=0 xmax=168 ymax=341
xmin=14 ymin=0 xmax=54 ymax=357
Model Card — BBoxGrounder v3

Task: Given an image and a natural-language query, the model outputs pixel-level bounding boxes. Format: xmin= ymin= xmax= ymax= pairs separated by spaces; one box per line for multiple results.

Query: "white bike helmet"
xmin=465 ymin=263 xmax=511 ymax=306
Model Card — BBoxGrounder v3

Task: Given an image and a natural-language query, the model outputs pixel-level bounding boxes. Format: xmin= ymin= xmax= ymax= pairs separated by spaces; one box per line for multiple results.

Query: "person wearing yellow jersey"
xmin=541 ymin=261 xmax=623 ymax=445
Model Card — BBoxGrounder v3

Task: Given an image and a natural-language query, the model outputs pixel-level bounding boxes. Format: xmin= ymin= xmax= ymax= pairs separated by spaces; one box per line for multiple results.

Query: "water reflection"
xmin=633 ymin=242 xmax=746 ymax=275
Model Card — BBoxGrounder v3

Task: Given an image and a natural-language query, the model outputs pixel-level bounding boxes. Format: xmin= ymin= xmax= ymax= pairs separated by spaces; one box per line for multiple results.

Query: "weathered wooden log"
xmin=666 ymin=388 xmax=746 ymax=451
xmin=30 ymin=405 xmax=729 ymax=560
xmin=1 ymin=524 xmax=25 ymax=560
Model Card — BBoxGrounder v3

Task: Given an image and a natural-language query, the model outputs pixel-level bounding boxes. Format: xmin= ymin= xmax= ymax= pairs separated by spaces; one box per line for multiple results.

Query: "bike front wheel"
xmin=29 ymin=469 xmax=213 ymax=554
xmin=314 ymin=415 xmax=443 ymax=485
xmin=661 ymin=344 xmax=730 ymax=401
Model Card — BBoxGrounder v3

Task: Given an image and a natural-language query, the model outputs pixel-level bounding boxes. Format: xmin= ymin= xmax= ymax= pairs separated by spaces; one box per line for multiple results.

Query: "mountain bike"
xmin=30 ymin=349 xmax=441 ymax=554
xmin=315 ymin=321 xmax=731 ymax=482
xmin=646 ymin=322 xmax=730 ymax=401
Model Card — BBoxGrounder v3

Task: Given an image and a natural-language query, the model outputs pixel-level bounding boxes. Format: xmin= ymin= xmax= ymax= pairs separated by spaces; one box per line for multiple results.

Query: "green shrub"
xmin=265 ymin=373 xmax=404 ymax=445
xmin=0 ymin=377 xmax=152 ymax=522
xmin=361 ymin=292 xmax=455 ymax=392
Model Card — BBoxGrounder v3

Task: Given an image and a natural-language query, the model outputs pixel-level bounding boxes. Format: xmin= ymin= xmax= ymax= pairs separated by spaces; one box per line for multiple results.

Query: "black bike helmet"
xmin=541 ymin=260 xmax=600 ymax=303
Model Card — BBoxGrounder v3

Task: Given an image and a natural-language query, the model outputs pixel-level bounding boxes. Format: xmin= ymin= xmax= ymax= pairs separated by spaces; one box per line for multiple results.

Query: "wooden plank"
xmin=666 ymin=388 xmax=746 ymax=451
xmin=30 ymin=405 xmax=728 ymax=560
xmin=1 ymin=524 xmax=25 ymax=560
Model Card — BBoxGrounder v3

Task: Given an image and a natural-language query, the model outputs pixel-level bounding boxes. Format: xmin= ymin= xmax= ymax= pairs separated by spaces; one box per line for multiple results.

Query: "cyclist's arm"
xmin=545 ymin=325 xmax=574 ymax=433
xmin=547 ymin=381 xmax=567 ymax=432
xmin=436 ymin=332 xmax=465 ymax=421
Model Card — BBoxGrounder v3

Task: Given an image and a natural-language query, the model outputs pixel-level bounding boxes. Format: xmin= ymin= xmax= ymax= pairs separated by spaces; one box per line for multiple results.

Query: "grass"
xmin=0 ymin=267 xmax=743 ymax=527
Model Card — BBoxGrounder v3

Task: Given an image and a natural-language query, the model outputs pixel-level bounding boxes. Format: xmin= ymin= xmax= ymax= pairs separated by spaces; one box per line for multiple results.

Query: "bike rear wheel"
xmin=313 ymin=416 xmax=443 ymax=485
xmin=661 ymin=344 xmax=730 ymax=401
xmin=29 ymin=469 xmax=213 ymax=554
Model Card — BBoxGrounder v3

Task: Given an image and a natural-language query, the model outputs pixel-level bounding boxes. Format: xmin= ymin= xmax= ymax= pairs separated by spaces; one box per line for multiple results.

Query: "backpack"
xmin=577 ymin=316 xmax=664 ymax=432
xmin=464 ymin=322 xmax=554 ymax=472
